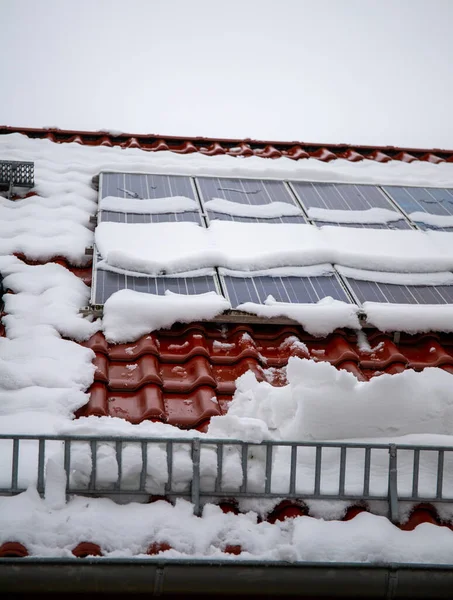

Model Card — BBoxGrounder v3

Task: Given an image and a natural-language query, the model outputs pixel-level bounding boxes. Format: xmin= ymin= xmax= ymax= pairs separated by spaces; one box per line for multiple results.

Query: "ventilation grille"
xmin=0 ymin=160 xmax=34 ymax=188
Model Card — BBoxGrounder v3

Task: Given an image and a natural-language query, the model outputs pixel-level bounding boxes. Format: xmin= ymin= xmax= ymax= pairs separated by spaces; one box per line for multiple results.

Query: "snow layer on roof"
xmin=205 ymin=197 xmax=302 ymax=218
xmin=308 ymin=206 xmax=402 ymax=224
xmin=236 ymin=297 xmax=360 ymax=337
xmin=3 ymin=133 xmax=453 ymax=214
xmin=3 ymin=132 xmax=453 ymax=558
xmin=0 ymin=256 xmax=99 ymax=341
xmin=364 ymin=302 xmax=453 ymax=333
xmin=1 ymin=131 xmax=453 ymax=268
xmin=0 ymin=257 xmax=98 ymax=433
xmin=95 ymin=221 xmax=453 ymax=276
xmin=5 ymin=489 xmax=453 ymax=563
xmin=103 ymin=289 xmax=231 ymax=343
xmin=97 ymin=262 xmax=216 ymax=278
xmin=99 ymin=195 xmax=198 ymax=214
xmin=216 ymin=357 xmax=453 ymax=442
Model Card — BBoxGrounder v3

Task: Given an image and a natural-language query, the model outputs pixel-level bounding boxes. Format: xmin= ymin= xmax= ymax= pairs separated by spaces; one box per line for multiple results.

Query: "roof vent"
xmin=0 ymin=160 xmax=34 ymax=198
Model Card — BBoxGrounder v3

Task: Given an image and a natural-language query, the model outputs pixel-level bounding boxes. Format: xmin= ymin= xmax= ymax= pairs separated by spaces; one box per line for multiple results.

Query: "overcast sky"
xmin=1 ymin=0 xmax=452 ymax=148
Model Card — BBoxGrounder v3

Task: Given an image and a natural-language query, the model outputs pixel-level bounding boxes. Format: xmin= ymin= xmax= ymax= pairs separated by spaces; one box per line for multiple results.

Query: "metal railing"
xmin=0 ymin=435 xmax=452 ymax=521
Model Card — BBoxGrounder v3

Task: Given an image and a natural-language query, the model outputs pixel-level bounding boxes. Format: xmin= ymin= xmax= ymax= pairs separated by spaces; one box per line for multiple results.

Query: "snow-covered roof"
xmin=1 ymin=128 xmax=453 ymax=568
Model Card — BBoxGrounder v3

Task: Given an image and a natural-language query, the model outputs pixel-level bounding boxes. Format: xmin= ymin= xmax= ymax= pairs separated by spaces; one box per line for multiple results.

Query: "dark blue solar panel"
xmin=344 ymin=277 xmax=453 ymax=305
xmin=222 ymin=274 xmax=351 ymax=307
xmin=196 ymin=177 xmax=306 ymax=224
xmin=94 ymin=269 xmax=220 ymax=304
xmin=100 ymin=173 xmax=203 ymax=224
xmin=290 ymin=182 xmax=410 ymax=229
xmin=383 ymin=186 xmax=453 ymax=232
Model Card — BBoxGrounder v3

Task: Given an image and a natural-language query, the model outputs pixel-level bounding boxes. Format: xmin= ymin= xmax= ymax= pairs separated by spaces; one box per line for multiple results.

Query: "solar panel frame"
xmin=382 ymin=186 xmax=453 ymax=232
xmin=99 ymin=172 xmax=205 ymax=225
xmin=219 ymin=271 xmax=353 ymax=307
xmin=289 ymin=181 xmax=411 ymax=229
xmin=195 ymin=176 xmax=307 ymax=224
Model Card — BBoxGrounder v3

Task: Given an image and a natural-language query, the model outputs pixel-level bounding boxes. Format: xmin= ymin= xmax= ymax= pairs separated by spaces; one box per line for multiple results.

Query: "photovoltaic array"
xmin=94 ymin=173 xmax=453 ymax=311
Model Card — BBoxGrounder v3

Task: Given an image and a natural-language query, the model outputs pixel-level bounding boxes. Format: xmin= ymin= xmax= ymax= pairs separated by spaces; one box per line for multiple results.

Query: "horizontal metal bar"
xmin=0 ymin=434 xmax=439 ymax=450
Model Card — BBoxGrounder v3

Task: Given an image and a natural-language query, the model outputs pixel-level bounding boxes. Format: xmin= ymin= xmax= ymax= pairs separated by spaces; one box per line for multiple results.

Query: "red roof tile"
xmin=2 ymin=125 xmax=453 ymax=164
xmin=77 ymin=325 xmax=453 ymax=429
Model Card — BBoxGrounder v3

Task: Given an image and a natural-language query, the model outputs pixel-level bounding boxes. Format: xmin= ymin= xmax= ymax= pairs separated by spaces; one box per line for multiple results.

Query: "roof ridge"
xmin=2 ymin=125 xmax=452 ymax=163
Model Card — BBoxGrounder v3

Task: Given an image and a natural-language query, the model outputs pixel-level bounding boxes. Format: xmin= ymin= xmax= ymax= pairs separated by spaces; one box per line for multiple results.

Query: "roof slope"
xmin=2 ymin=129 xmax=453 ymax=564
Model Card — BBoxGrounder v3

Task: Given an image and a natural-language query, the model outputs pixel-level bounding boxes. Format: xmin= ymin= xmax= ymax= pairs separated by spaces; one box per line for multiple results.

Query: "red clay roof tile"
xmin=2 ymin=125 xmax=453 ymax=163
xmin=78 ymin=326 xmax=453 ymax=428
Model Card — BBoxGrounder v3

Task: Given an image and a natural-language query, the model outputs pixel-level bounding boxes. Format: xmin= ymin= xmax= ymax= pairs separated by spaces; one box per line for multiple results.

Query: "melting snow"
xmin=409 ymin=212 xmax=453 ymax=228
xmin=95 ymin=220 xmax=453 ymax=276
xmin=103 ymin=289 xmax=231 ymax=342
xmin=308 ymin=206 xmax=403 ymax=224
xmin=213 ymin=340 xmax=235 ymax=351
xmin=99 ymin=195 xmax=198 ymax=214
xmin=237 ymin=296 xmax=360 ymax=337
xmin=205 ymin=197 xmax=302 ymax=218
xmin=364 ymin=302 xmax=453 ymax=333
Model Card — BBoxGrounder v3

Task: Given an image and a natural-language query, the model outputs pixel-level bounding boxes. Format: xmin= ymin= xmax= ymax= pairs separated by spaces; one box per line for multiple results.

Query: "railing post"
xmin=37 ymin=439 xmax=45 ymax=496
xmin=191 ymin=439 xmax=201 ymax=515
xmin=388 ymin=444 xmax=398 ymax=524
xmin=64 ymin=440 xmax=71 ymax=501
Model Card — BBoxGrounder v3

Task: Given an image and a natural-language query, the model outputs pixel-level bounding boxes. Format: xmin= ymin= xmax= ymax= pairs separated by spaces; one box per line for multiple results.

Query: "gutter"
xmin=1 ymin=559 xmax=453 ymax=598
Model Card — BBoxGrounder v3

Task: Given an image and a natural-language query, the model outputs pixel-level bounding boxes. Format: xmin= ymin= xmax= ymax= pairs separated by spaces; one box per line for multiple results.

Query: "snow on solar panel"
xmin=99 ymin=173 xmax=203 ymax=224
xmin=196 ymin=177 xmax=307 ymax=223
xmin=383 ymin=186 xmax=453 ymax=232
xmin=220 ymin=271 xmax=352 ymax=307
xmin=342 ymin=276 xmax=453 ymax=305
xmin=93 ymin=267 xmax=221 ymax=304
xmin=290 ymin=182 xmax=410 ymax=229
xmin=98 ymin=210 xmax=202 ymax=224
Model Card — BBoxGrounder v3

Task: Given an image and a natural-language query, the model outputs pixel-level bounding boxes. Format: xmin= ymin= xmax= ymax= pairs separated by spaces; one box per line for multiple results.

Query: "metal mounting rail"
xmin=0 ymin=434 xmax=452 ymax=522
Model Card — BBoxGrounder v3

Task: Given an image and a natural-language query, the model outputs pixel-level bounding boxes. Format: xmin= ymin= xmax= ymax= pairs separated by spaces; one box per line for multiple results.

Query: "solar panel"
xmin=383 ymin=186 xmax=453 ymax=232
xmin=220 ymin=272 xmax=352 ymax=307
xmin=342 ymin=276 xmax=453 ymax=305
xmin=290 ymin=182 xmax=410 ymax=229
xmin=94 ymin=267 xmax=221 ymax=305
xmin=99 ymin=173 xmax=203 ymax=224
xmin=196 ymin=177 xmax=307 ymax=223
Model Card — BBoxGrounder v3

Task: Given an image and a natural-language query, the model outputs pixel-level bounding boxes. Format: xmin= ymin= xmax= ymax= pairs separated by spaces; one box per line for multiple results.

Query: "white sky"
xmin=1 ymin=0 xmax=452 ymax=148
